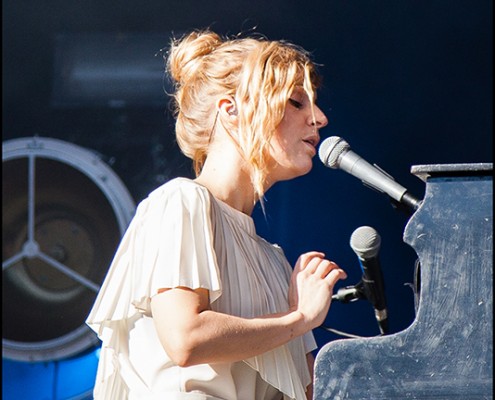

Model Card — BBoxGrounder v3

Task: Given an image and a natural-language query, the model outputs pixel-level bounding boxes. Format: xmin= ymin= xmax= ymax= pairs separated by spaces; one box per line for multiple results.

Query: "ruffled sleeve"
xmin=87 ymin=178 xmax=221 ymax=326
xmin=85 ymin=178 xmax=221 ymax=398
xmin=133 ymin=178 xmax=222 ymax=311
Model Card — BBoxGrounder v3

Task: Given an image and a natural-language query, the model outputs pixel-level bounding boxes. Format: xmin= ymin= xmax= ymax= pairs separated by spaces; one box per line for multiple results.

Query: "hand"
xmin=289 ymin=251 xmax=347 ymax=329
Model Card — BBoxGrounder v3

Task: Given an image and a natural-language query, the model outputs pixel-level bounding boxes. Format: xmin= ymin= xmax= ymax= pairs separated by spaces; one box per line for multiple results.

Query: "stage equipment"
xmin=51 ymin=32 xmax=174 ymax=109
xmin=2 ymin=136 xmax=135 ymax=362
xmin=319 ymin=136 xmax=421 ymax=213
xmin=332 ymin=226 xmax=388 ymax=335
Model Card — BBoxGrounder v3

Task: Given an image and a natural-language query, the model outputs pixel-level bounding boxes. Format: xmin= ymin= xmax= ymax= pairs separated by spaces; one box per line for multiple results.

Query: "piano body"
xmin=314 ymin=163 xmax=493 ymax=399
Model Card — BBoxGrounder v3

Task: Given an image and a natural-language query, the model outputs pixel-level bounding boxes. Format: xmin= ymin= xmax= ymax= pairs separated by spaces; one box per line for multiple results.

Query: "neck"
xmin=194 ymin=151 xmax=258 ymax=215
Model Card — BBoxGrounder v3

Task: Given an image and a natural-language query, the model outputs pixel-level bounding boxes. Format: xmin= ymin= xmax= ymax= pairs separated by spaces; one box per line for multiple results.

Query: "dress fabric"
xmin=86 ymin=177 xmax=317 ymax=400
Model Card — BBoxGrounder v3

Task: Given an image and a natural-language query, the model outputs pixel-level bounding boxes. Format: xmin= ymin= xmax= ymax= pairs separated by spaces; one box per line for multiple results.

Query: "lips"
xmin=302 ymin=135 xmax=320 ymax=154
xmin=302 ymin=140 xmax=317 ymax=156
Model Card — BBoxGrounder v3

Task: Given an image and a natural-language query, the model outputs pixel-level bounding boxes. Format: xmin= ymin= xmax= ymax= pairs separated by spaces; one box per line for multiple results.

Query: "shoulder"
xmin=146 ymin=177 xmax=209 ymax=202
xmin=151 ymin=177 xmax=205 ymax=194
xmin=136 ymin=177 xmax=212 ymax=217
xmin=128 ymin=177 xmax=215 ymax=235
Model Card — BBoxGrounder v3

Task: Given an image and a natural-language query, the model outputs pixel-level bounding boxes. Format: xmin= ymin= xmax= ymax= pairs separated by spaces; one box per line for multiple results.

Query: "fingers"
xmin=295 ymin=251 xmax=325 ymax=273
xmin=313 ymin=260 xmax=347 ymax=284
xmin=298 ymin=251 xmax=347 ymax=281
xmin=314 ymin=260 xmax=339 ymax=279
xmin=324 ymin=266 xmax=348 ymax=285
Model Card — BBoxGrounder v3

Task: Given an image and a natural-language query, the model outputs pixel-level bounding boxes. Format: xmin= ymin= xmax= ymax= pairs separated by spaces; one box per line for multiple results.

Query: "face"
xmin=267 ymin=86 xmax=328 ymax=183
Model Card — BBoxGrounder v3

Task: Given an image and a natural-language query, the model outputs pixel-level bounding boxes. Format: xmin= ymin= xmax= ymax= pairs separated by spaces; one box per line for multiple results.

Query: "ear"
xmin=217 ymin=96 xmax=238 ymax=118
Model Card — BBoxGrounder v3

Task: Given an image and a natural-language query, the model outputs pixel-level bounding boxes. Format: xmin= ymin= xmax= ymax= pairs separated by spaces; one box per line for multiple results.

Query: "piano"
xmin=314 ymin=163 xmax=493 ymax=399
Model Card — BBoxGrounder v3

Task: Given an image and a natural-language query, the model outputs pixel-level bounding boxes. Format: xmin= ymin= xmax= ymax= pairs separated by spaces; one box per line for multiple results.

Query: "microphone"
xmin=350 ymin=226 xmax=388 ymax=335
xmin=318 ymin=136 xmax=421 ymax=212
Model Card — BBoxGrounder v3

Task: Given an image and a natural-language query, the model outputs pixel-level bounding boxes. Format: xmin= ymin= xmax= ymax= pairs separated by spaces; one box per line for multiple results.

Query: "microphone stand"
xmin=390 ymin=192 xmax=422 ymax=217
xmin=332 ymin=280 xmax=366 ymax=303
xmin=332 ymin=280 xmax=389 ymax=335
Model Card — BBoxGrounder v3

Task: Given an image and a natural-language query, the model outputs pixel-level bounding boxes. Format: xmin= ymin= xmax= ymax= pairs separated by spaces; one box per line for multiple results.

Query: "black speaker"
xmin=2 ymin=136 xmax=135 ymax=361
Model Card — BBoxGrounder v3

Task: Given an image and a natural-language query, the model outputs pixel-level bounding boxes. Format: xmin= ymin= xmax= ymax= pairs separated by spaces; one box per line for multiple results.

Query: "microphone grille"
xmin=350 ymin=226 xmax=381 ymax=259
xmin=318 ymin=136 xmax=350 ymax=168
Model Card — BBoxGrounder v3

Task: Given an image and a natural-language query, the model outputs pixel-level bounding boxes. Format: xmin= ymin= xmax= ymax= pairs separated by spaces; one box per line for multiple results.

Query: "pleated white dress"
xmin=86 ymin=177 xmax=317 ymax=400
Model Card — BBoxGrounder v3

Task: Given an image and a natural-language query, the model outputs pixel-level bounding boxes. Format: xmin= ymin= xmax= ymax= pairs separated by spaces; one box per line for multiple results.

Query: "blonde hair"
xmin=165 ymin=29 xmax=321 ymax=200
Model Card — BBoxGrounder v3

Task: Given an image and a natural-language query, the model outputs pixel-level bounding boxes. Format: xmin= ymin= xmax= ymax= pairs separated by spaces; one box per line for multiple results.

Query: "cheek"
xmin=267 ymin=142 xmax=285 ymax=166
xmin=271 ymin=122 xmax=296 ymax=152
xmin=269 ymin=138 xmax=313 ymax=175
xmin=268 ymin=130 xmax=287 ymax=157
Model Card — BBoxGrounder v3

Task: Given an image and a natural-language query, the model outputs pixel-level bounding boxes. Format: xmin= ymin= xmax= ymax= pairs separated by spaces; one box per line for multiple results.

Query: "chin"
xmin=271 ymin=158 xmax=314 ymax=182
xmin=300 ymin=160 xmax=314 ymax=175
xmin=289 ymin=163 xmax=313 ymax=180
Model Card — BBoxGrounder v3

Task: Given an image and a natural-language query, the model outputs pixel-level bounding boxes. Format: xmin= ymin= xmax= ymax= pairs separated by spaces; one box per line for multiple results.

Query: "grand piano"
xmin=314 ymin=163 xmax=493 ymax=399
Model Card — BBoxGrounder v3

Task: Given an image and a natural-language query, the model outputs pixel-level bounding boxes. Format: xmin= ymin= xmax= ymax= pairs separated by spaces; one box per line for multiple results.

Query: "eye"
xmin=288 ymin=98 xmax=303 ymax=109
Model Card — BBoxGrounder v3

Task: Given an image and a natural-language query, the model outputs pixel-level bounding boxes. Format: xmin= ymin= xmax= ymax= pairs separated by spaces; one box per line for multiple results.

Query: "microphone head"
xmin=350 ymin=226 xmax=381 ymax=259
xmin=318 ymin=136 xmax=350 ymax=168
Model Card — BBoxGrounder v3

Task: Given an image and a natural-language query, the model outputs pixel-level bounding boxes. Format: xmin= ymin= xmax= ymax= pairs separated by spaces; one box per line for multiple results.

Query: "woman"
xmin=86 ymin=29 xmax=347 ymax=400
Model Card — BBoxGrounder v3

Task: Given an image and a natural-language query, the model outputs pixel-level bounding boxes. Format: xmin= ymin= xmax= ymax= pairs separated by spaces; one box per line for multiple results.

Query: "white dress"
xmin=86 ymin=178 xmax=317 ymax=400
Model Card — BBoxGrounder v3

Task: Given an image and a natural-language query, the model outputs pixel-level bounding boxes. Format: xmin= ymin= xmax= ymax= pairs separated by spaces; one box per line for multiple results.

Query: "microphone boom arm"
xmin=332 ymin=280 xmax=366 ymax=303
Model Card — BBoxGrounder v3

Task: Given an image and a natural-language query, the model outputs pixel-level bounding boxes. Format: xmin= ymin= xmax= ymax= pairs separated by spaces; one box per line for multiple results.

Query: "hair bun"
xmin=167 ymin=30 xmax=223 ymax=86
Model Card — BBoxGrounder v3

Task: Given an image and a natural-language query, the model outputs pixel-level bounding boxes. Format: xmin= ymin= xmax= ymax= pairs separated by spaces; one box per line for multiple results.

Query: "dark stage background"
xmin=2 ymin=0 xmax=492 ymax=398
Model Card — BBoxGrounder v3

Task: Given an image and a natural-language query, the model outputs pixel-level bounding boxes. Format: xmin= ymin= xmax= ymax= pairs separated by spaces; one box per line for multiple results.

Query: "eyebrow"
xmin=292 ymin=86 xmax=317 ymax=102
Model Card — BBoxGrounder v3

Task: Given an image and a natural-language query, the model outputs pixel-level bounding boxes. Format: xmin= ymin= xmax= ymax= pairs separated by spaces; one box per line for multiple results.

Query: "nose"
xmin=309 ymin=104 xmax=328 ymax=128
